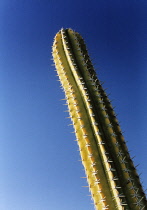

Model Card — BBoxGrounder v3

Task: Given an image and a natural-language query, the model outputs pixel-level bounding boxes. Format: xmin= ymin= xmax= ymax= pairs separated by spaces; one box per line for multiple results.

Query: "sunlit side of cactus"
xmin=52 ymin=28 xmax=146 ymax=210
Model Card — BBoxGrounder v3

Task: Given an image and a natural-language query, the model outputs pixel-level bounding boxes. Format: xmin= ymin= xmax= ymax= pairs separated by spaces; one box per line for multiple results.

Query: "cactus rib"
xmin=52 ymin=28 xmax=147 ymax=210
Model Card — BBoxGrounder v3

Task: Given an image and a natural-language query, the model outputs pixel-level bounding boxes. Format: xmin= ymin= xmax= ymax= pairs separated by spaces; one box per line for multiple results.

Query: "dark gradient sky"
xmin=0 ymin=0 xmax=147 ymax=209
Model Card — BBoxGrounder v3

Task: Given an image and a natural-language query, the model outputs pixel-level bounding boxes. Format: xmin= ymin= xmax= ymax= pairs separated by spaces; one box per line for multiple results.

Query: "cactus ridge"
xmin=52 ymin=28 xmax=147 ymax=210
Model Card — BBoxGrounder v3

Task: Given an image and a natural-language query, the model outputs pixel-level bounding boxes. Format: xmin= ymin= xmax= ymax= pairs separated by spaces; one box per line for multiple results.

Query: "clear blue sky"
xmin=0 ymin=0 xmax=147 ymax=209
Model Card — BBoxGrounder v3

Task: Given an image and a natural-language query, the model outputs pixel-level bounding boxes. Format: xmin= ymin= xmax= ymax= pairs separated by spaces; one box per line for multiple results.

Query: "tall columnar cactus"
xmin=52 ymin=28 xmax=146 ymax=210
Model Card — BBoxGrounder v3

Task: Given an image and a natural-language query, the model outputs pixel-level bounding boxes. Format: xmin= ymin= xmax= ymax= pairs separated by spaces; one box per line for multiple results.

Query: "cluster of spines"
xmin=52 ymin=28 xmax=146 ymax=210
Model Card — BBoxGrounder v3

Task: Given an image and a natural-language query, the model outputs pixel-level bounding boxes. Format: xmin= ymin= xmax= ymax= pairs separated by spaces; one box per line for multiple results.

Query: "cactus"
xmin=52 ymin=28 xmax=146 ymax=210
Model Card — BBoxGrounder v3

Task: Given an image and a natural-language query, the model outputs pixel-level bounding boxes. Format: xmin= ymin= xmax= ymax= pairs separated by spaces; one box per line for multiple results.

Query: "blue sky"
xmin=0 ymin=0 xmax=147 ymax=209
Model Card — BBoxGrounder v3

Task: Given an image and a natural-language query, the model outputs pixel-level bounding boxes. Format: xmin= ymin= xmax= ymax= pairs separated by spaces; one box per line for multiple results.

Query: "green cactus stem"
xmin=52 ymin=28 xmax=146 ymax=210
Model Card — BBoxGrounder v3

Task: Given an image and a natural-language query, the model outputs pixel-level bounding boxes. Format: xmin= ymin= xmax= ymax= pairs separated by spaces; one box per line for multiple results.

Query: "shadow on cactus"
xmin=52 ymin=28 xmax=146 ymax=210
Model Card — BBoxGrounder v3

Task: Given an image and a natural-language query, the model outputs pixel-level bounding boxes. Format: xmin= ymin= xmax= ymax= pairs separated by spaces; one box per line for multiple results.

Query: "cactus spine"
xmin=52 ymin=28 xmax=146 ymax=210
